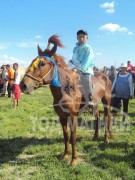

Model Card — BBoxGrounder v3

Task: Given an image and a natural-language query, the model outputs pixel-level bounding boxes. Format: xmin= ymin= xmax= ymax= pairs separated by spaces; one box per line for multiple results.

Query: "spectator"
xmin=12 ymin=63 xmax=21 ymax=109
xmin=1 ymin=65 xmax=8 ymax=97
xmin=127 ymin=60 xmax=134 ymax=73
xmin=6 ymin=64 xmax=14 ymax=97
xmin=109 ymin=66 xmax=117 ymax=84
xmin=112 ymin=63 xmax=133 ymax=122
xmin=103 ymin=66 xmax=109 ymax=76
xmin=93 ymin=66 xmax=98 ymax=72
xmin=110 ymin=66 xmax=122 ymax=118
xmin=133 ymin=66 xmax=135 ymax=96
xmin=127 ymin=61 xmax=135 ymax=96
xmin=0 ymin=77 xmax=3 ymax=93
xmin=0 ymin=67 xmax=3 ymax=92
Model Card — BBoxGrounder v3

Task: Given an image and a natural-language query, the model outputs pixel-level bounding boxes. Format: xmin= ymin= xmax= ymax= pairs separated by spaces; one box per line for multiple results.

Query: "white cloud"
xmin=100 ymin=1 xmax=115 ymax=8
xmin=0 ymin=43 xmax=9 ymax=50
xmin=96 ymin=52 xmax=102 ymax=56
xmin=100 ymin=1 xmax=115 ymax=14
xmin=17 ymin=42 xmax=31 ymax=48
xmin=106 ymin=8 xmax=115 ymax=14
xmin=17 ymin=41 xmax=46 ymax=48
xmin=35 ymin=35 xmax=43 ymax=39
xmin=128 ymin=32 xmax=133 ymax=35
xmin=99 ymin=23 xmax=128 ymax=32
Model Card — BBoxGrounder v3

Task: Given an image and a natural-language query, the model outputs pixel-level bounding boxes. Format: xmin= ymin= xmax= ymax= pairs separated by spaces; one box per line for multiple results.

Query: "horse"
xmin=20 ymin=35 xmax=113 ymax=165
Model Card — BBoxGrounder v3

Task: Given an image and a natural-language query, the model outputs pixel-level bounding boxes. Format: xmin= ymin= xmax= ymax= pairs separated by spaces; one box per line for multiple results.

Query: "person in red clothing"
xmin=127 ymin=61 xmax=134 ymax=73
xmin=127 ymin=61 xmax=135 ymax=96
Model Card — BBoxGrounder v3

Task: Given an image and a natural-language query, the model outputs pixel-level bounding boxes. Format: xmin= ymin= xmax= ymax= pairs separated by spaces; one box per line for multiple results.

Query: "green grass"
xmin=0 ymin=86 xmax=135 ymax=179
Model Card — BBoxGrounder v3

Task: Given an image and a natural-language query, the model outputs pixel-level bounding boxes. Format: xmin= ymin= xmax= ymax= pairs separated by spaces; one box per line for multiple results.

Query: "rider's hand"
xmin=72 ymin=68 xmax=78 ymax=73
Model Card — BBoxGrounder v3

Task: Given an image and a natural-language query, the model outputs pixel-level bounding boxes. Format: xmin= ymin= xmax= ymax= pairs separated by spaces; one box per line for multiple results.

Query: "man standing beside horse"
xmin=68 ymin=29 xmax=96 ymax=105
xmin=6 ymin=64 xmax=14 ymax=98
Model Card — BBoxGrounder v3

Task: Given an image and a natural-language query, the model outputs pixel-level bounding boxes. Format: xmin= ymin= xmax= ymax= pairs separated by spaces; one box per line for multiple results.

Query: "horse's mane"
xmin=53 ymin=54 xmax=79 ymax=88
xmin=48 ymin=35 xmax=64 ymax=48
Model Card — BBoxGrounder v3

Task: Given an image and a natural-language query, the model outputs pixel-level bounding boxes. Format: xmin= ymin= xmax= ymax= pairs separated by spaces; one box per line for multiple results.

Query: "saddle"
xmin=64 ymin=69 xmax=93 ymax=102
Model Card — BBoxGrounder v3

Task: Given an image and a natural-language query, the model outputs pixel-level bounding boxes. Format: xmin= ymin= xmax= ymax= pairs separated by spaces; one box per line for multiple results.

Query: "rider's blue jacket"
xmin=72 ymin=42 xmax=96 ymax=74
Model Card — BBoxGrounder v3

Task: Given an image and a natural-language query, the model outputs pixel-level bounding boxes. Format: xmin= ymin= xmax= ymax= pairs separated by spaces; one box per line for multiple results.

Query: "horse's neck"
xmin=49 ymin=85 xmax=62 ymax=103
xmin=56 ymin=63 xmax=77 ymax=87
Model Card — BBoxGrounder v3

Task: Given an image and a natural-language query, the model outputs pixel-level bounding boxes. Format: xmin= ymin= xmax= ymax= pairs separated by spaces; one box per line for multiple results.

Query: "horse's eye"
xmin=40 ymin=62 xmax=46 ymax=66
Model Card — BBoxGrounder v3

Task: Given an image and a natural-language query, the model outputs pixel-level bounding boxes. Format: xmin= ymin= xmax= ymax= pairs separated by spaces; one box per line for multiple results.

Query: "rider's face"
xmin=77 ymin=34 xmax=88 ymax=45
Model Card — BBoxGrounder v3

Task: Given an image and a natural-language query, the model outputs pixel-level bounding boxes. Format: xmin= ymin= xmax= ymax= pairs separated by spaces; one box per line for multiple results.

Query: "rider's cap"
xmin=77 ymin=29 xmax=88 ymax=36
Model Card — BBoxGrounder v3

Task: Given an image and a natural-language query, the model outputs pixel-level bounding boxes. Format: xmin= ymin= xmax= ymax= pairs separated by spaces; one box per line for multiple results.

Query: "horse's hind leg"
xmin=60 ymin=117 xmax=70 ymax=159
xmin=104 ymin=105 xmax=113 ymax=143
xmin=92 ymin=106 xmax=100 ymax=141
xmin=108 ymin=108 xmax=114 ymax=139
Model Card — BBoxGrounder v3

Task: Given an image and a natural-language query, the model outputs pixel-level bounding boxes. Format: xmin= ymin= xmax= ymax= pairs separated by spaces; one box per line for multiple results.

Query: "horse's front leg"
xmin=69 ymin=115 xmax=77 ymax=166
xmin=104 ymin=115 xmax=109 ymax=143
xmin=60 ymin=117 xmax=70 ymax=159
xmin=93 ymin=106 xmax=100 ymax=141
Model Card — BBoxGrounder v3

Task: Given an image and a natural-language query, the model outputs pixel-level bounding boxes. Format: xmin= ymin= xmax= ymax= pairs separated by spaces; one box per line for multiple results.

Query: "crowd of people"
xmin=0 ymin=63 xmax=21 ymax=109
xmin=93 ymin=60 xmax=135 ymax=122
xmin=0 ymin=59 xmax=135 ymax=117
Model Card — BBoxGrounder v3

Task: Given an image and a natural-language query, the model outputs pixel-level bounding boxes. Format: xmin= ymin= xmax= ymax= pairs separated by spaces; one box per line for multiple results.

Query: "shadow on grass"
xmin=91 ymin=149 xmax=135 ymax=169
xmin=128 ymin=112 xmax=135 ymax=119
xmin=84 ymin=141 xmax=135 ymax=168
xmin=0 ymin=137 xmax=64 ymax=166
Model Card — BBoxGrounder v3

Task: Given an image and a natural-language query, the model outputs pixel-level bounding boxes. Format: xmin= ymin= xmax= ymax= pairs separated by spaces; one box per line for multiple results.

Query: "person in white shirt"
xmin=12 ymin=63 xmax=21 ymax=109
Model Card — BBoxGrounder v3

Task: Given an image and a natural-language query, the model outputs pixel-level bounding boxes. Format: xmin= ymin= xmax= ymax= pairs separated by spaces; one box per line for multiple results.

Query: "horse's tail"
xmin=46 ymin=34 xmax=64 ymax=57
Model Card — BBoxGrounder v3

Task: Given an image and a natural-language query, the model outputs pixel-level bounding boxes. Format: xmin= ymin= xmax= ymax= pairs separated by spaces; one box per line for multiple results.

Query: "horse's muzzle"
xmin=20 ymin=81 xmax=31 ymax=94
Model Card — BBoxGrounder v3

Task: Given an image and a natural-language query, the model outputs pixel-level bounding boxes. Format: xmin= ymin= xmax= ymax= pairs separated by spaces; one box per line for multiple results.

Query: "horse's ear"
xmin=47 ymin=44 xmax=57 ymax=57
xmin=37 ymin=45 xmax=43 ymax=56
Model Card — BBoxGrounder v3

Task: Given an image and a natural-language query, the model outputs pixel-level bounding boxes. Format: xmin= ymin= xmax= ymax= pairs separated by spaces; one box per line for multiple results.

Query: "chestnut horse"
xmin=20 ymin=35 xmax=112 ymax=165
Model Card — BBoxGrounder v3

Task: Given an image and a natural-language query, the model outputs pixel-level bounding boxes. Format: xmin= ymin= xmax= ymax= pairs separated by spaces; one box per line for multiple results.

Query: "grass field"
xmin=0 ymin=86 xmax=135 ymax=180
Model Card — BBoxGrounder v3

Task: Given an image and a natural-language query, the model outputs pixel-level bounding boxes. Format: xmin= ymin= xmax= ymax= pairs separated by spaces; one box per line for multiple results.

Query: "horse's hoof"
xmin=63 ymin=154 xmax=69 ymax=160
xmin=70 ymin=159 xmax=77 ymax=166
xmin=92 ymin=136 xmax=98 ymax=141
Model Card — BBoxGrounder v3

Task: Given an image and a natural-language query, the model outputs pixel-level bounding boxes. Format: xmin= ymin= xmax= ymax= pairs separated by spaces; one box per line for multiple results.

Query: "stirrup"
xmin=89 ymin=94 xmax=93 ymax=102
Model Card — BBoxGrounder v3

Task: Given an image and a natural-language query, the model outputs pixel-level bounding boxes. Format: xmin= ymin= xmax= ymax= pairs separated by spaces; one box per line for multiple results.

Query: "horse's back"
xmin=92 ymin=72 xmax=111 ymax=103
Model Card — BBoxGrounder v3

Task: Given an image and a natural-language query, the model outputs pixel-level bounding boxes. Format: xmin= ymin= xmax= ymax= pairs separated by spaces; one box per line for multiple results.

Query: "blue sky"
xmin=0 ymin=0 xmax=135 ymax=68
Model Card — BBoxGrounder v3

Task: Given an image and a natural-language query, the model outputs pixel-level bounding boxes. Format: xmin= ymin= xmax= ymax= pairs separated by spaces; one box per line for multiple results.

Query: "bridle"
xmin=24 ymin=57 xmax=55 ymax=86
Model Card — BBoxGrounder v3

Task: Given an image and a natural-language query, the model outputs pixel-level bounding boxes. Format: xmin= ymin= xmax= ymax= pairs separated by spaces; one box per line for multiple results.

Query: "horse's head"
xmin=20 ymin=56 xmax=55 ymax=94
xmin=20 ymin=34 xmax=64 ymax=94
